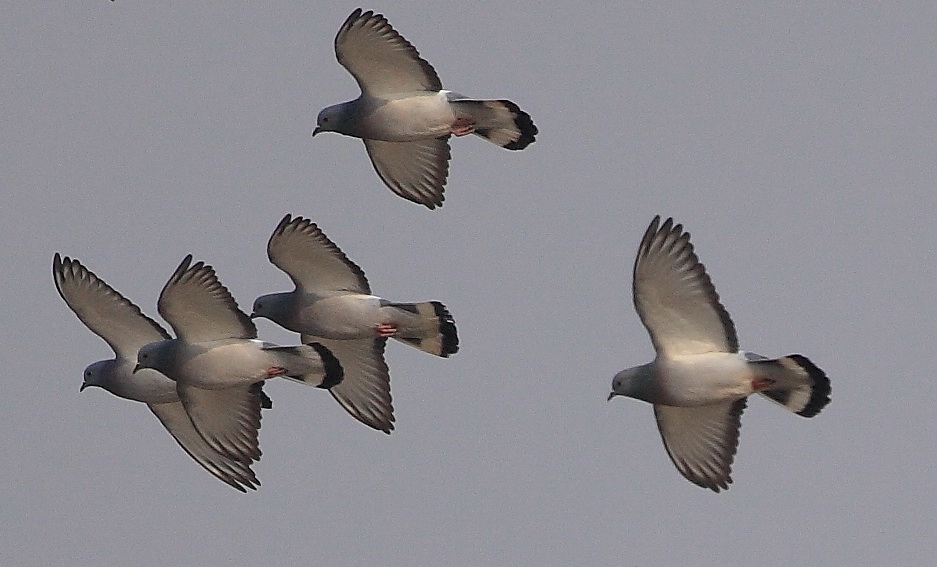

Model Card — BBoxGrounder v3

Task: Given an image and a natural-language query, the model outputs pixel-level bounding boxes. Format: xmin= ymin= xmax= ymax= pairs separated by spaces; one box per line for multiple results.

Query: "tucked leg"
xmin=751 ymin=377 xmax=776 ymax=391
xmin=376 ymin=323 xmax=398 ymax=338
xmin=450 ymin=117 xmax=475 ymax=136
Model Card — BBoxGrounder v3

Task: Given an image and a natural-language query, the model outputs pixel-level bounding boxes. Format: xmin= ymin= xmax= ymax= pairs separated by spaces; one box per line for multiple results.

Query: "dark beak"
xmin=607 ymin=392 xmax=617 ymax=402
xmin=132 ymin=364 xmax=142 ymax=374
xmin=249 ymin=313 xmax=257 ymax=319
xmin=312 ymin=126 xmax=322 ymax=137
xmin=80 ymin=383 xmax=89 ymax=392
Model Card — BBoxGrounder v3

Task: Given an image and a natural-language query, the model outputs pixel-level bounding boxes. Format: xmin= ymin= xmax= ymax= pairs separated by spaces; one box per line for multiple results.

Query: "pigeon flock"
xmin=54 ymin=8 xmax=829 ymax=493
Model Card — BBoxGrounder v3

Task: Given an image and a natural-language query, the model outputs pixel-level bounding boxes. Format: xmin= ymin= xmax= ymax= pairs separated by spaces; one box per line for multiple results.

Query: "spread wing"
xmin=303 ymin=335 xmax=394 ymax=434
xmin=653 ymin=399 xmax=746 ymax=493
xmin=157 ymin=255 xmax=256 ymax=343
xmin=267 ymin=215 xmax=370 ymax=295
xmin=53 ymin=254 xmax=170 ymax=359
xmin=148 ymin=401 xmax=260 ymax=492
xmin=364 ymin=137 xmax=450 ymax=209
xmin=176 ymin=382 xmax=267 ymax=463
xmin=335 ymin=8 xmax=442 ymax=96
xmin=632 ymin=216 xmax=738 ymax=356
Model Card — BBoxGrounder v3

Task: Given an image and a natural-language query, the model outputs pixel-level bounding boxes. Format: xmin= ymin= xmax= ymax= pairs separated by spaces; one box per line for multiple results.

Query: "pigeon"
xmin=251 ymin=214 xmax=459 ymax=433
xmin=313 ymin=8 xmax=538 ymax=209
xmin=53 ymin=253 xmax=264 ymax=492
xmin=135 ymin=255 xmax=343 ymax=464
xmin=608 ymin=216 xmax=831 ymax=492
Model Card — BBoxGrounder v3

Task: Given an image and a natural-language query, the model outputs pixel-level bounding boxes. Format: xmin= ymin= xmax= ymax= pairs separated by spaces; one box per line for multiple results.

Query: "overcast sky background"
xmin=3 ymin=2 xmax=936 ymax=565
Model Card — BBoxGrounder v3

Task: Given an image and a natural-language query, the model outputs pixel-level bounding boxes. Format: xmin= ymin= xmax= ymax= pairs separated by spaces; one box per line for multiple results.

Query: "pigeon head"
xmin=135 ymin=340 xmax=175 ymax=377
xmin=608 ymin=364 xmax=656 ymax=403
xmin=80 ymin=360 xmax=113 ymax=393
xmin=250 ymin=293 xmax=292 ymax=326
xmin=313 ymin=103 xmax=354 ymax=136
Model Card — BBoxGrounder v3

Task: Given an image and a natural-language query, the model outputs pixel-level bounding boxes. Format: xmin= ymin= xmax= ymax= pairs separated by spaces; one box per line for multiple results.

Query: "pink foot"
xmin=751 ymin=377 xmax=775 ymax=391
xmin=375 ymin=323 xmax=398 ymax=338
xmin=450 ymin=118 xmax=475 ymax=136
xmin=265 ymin=366 xmax=287 ymax=378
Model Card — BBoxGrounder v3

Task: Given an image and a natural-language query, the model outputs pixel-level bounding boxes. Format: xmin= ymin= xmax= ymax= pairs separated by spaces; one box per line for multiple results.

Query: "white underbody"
xmin=353 ymin=92 xmax=455 ymax=141
xmin=654 ymin=351 xmax=757 ymax=406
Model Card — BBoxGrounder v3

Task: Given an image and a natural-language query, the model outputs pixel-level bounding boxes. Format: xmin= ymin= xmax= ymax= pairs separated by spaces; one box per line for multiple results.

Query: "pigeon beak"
xmin=249 ymin=312 xmax=257 ymax=319
xmin=607 ymin=391 xmax=618 ymax=402
xmin=80 ymin=383 xmax=89 ymax=392
xmin=312 ymin=126 xmax=322 ymax=137
xmin=132 ymin=363 xmax=142 ymax=374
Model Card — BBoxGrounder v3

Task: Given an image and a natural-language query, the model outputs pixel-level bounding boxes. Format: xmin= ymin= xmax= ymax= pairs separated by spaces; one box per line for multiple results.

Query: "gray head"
xmin=80 ymin=359 xmax=117 ymax=393
xmin=135 ymin=340 xmax=177 ymax=377
xmin=313 ymin=103 xmax=351 ymax=136
xmin=608 ymin=364 xmax=656 ymax=403
xmin=250 ymin=293 xmax=293 ymax=326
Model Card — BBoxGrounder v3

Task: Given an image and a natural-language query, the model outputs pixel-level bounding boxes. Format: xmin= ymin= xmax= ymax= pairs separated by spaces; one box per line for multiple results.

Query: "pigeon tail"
xmin=450 ymin=99 xmax=538 ymax=150
xmin=265 ymin=343 xmax=344 ymax=389
xmin=751 ymin=354 xmax=831 ymax=417
xmin=390 ymin=301 xmax=459 ymax=357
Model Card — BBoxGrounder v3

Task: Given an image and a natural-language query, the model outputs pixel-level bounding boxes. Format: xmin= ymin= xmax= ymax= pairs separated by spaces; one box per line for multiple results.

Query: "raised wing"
xmin=303 ymin=335 xmax=394 ymax=434
xmin=632 ymin=216 xmax=738 ymax=356
xmin=149 ymin=401 xmax=260 ymax=492
xmin=176 ymin=382 xmax=267 ymax=463
xmin=53 ymin=254 xmax=170 ymax=359
xmin=653 ymin=399 xmax=746 ymax=492
xmin=267 ymin=215 xmax=370 ymax=295
xmin=335 ymin=8 xmax=442 ymax=97
xmin=364 ymin=137 xmax=450 ymax=209
xmin=157 ymin=255 xmax=256 ymax=343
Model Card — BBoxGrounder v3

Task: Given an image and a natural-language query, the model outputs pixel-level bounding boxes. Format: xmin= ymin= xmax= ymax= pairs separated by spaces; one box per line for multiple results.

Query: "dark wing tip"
xmin=168 ymin=255 xmax=207 ymax=289
xmin=52 ymin=252 xmax=69 ymax=296
xmin=268 ymin=213 xmax=295 ymax=258
xmin=338 ymin=8 xmax=367 ymax=38
xmin=167 ymin=254 xmax=196 ymax=286
xmin=337 ymin=8 xmax=383 ymax=48
xmin=276 ymin=213 xmax=293 ymax=232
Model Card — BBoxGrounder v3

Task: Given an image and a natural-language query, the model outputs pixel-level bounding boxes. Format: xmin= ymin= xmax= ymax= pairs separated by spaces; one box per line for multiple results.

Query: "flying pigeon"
xmin=251 ymin=214 xmax=459 ymax=433
xmin=53 ymin=253 xmax=264 ymax=492
xmin=608 ymin=216 xmax=831 ymax=492
xmin=314 ymin=8 xmax=538 ymax=209
xmin=135 ymin=255 xmax=343 ymax=464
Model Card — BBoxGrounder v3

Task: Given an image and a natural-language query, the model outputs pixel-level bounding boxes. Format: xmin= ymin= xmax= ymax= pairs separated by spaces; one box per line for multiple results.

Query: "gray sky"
xmin=3 ymin=2 xmax=936 ymax=565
